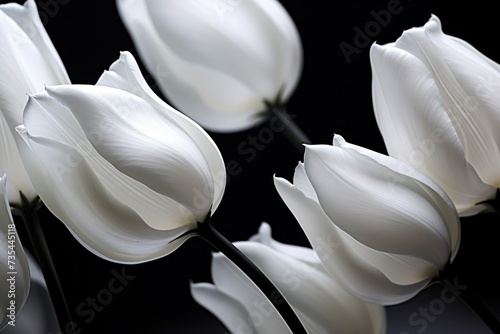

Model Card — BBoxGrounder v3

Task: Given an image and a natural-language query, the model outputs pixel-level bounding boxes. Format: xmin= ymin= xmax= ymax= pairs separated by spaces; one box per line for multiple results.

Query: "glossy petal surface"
xmin=0 ymin=174 xmax=30 ymax=329
xmin=274 ymin=135 xmax=460 ymax=305
xmin=192 ymin=223 xmax=386 ymax=332
xmin=116 ymin=0 xmax=302 ymax=132
xmin=0 ymin=0 xmax=70 ymax=204
xmin=370 ymin=15 xmax=500 ymax=215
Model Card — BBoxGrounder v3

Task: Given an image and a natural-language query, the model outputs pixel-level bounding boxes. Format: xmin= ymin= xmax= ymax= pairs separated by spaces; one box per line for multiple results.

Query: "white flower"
xmin=116 ymin=0 xmax=303 ymax=132
xmin=0 ymin=0 xmax=70 ymax=206
xmin=0 ymin=173 xmax=30 ymax=330
xmin=370 ymin=14 xmax=499 ymax=216
xmin=14 ymin=52 xmax=226 ymax=264
xmin=191 ymin=222 xmax=386 ymax=334
xmin=274 ymin=134 xmax=460 ymax=305
xmin=2 ymin=252 xmax=60 ymax=334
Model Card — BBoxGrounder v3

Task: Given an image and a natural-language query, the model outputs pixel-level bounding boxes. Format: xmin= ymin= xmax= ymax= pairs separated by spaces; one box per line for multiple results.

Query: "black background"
xmin=1 ymin=0 xmax=500 ymax=333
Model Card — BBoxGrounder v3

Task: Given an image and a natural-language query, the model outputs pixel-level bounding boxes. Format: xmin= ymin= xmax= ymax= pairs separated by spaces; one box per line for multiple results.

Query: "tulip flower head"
xmin=1 ymin=252 xmax=61 ymax=334
xmin=1 ymin=173 xmax=30 ymax=330
xmin=0 ymin=0 xmax=70 ymax=206
xmin=15 ymin=52 xmax=226 ymax=264
xmin=116 ymin=0 xmax=303 ymax=132
xmin=274 ymin=134 xmax=461 ymax=305
xmin=370 ymin=14 xmax=500 ymax=216
xmin=191 ymin=222 xmax=386 ymax=334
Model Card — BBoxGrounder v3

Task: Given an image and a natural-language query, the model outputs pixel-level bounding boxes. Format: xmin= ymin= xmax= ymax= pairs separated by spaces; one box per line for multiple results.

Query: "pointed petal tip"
xmin=332 ymin=133 xmax=346 ymax=146
xmin=258 ymin=221 xmax=271 ymax=235
xmin=429 ymin=14 xmax=441 ymax=24
xmin=119 ymin=50 xmax=132 ymax=59
xmin=15 ymin=125 xmax=26 ymax=134
xmin=424 ymin=14 xmax=442 ymax=31
xmin=370 ymin=42 xmax=384 ymax=54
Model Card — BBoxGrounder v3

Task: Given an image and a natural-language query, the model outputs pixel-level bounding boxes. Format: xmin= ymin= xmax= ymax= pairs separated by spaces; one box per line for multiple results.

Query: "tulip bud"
xmin=370 ymin=14 xmax=499 ymax=216
xmin=15 ymin=52 xmax=226 ymax=264
xmin=274 ymin=134 xmax=460 ymax=305
xmin=0 ymin=173 xmax=30 ymax=330
xmin=191 ymin=222 xmax=386 ymax=333
xmin=116 ymin=0 xmax=303 ymax=132
xmin=0 ymin=0 xmax=70 ymax=206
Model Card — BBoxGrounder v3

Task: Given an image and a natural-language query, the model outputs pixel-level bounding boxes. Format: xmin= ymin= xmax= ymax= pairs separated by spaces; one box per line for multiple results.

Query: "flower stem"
xmin=196 ymin=216 xmax=308 ymax=334
xmin=433 ymin=262 xmax=500 ymax=333
xmin=13 ymin=195 xmax=76 ymax=333
xmin=269 ymin=105 xmax=312 ymax=154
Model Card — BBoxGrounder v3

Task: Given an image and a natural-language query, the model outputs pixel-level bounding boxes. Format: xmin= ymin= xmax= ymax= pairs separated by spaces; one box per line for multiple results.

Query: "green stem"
xmin=269 ymin=105 xmax=312 ymax=154
xmin=196 ymin=216 xmax=308 ymax=334
xmin=13 ymin=195 xmax=76 ymax=333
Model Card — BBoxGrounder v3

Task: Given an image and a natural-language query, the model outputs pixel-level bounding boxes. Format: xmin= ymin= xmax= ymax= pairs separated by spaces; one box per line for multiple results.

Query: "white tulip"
xmin=0 ymin=0 xmax=70 ymax=206
xmin=370 ymin=14 xmax=499 ymax=216
xmin=191 ymin=222 xmax=386 ymax=334
xmin=0 ymin=173 xmax=30 ymax=330
xmin=15 ymin=52 xmax=226 ymax=264
xmin=274 ymin=134 xmax=460 ymax=305
xmin=116 ymin=0 xmax=303 ymax=132
xmin=2 ymin=252 xmax=60 ymax=334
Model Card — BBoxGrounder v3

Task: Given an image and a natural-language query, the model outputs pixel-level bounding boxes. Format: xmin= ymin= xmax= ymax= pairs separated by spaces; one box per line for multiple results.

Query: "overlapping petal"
xmin=116 ymin=0 xmax=303 ymax=132
xmin=274 ymin=135 xmax=460 ymax=305
xmin=96 ymin=51 xmax=226 ymax=212
xmin=371 ymin=15 xmax=500 ymax=215
xmin=0 ymin=173 xmax=30 ymax=330
xmin=16 ymin=124 xmax=194 ymax=263
xmin=394 ymin=15 xmax=500 ymax=188
xmin=15 ymin=53 xmax=226 ymax=263
xmin=2 ymin=252 xmax=60 ymax=334
xmin=192 ymin=223 xmax=386 ymax=333
xmin=0 ymin=0 xmax=70 ymax=205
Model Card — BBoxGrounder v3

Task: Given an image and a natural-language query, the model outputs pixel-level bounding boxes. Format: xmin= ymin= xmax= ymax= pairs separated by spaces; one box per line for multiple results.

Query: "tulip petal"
xmin=116 ymin=0 xmax=302 ymax=132
xmin=303 ymin=144 xmax=453 ymax=267
xmin=0 ymin=115 xmax=35 ymax=203
xmin=37 ymin=84 xmax=213 ymax=222
xmin=249 ymin=222 xmax=320 ymax=267
xmin=394 ymin=15 xmax=500 ymax=188
xmin=274 ymin=175 xmax=430 ymax=305
xmin=235 ymin=242 xmax=387 ymax=334
xmin=21 ymin=90 xmax=197 ymax=230
xmin=144 ymin=0 xmax=301 ymax=101
xmin=210 ymin=251 xmax=292 ymax=334
xmin=332 ymin=135 xmax=461 ymax=261
xmin=190 ymin=282 xmax=268 ymax=334
xmin=116 ymin=0 xmax=267 ymax=132
xmin=0 ymin=0 xmax=70 ymax=88
xmin=5 ymin=252 xmax=60 ymax=334
xmin=0 ymin=0 xmax=70 ymax=204
xmin=16 ymin=127 xmax=193 ymax=263
xmin=0 ymin=0 xmax=69 ymax=128
xmin=292 ymin=162 xmax=319 ymax=202
xmin=96 ymin=51 xmax=226 ymax=213
xmin=370 ymin=41 xmax=496 ymax=216
xmin=18 ymin=88 xmax=201 ymax=263
xmin=1 ymin=173 xmax=30 ymax=330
